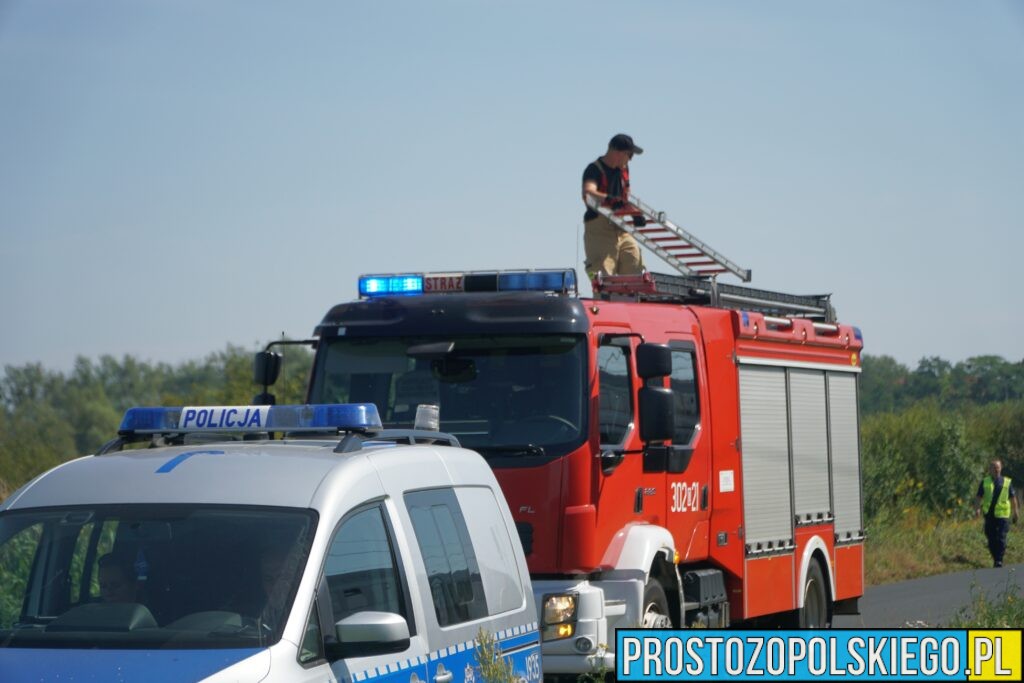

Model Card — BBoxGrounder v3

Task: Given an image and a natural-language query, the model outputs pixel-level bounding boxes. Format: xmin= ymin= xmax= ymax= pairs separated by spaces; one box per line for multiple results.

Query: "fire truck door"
xmin=595 ymin=333 xmax=666 ymax=534
xmin=665 ymin=340 xmax=712 ymax=561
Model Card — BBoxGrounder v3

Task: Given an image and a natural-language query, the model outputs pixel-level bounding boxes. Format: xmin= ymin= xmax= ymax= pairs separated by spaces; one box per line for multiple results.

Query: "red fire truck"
xmin=255 ymin=267 xmax=864 ymax=676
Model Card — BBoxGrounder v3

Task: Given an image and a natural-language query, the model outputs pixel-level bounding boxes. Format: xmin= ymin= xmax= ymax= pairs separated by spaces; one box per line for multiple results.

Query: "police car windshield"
xmin=0 ymin=505 xmax=315 ymax=649
xmin=309 ymin=335 xmax=587 ymax=457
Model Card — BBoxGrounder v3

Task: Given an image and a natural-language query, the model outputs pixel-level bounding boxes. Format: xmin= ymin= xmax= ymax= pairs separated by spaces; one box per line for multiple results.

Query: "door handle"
xmin=701 ymin=485 xmax=708 ymax=510
xmin=434 ymin=667 xmax=453 ymax=683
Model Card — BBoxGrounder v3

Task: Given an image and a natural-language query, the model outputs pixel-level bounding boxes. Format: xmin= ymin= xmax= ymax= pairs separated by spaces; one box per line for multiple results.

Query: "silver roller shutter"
xmin=789 ymin=369 xmax=831 ymax=522
xmin=828 ymin=372 xmax=863 ymax=540
xmin=739 ymin=365 xmax=794 ymax=551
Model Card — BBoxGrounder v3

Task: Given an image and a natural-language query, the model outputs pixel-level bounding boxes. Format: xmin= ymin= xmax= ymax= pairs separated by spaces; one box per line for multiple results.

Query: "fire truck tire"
xmin=641 ymin=579 xmax=673 ymax=628
xmin=798 ymin=560 xmax=831 ymax=628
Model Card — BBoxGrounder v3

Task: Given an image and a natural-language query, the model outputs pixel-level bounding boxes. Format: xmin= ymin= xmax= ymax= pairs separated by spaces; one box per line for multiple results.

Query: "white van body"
xmin=0 ymin=421 xmax=540 ymax=683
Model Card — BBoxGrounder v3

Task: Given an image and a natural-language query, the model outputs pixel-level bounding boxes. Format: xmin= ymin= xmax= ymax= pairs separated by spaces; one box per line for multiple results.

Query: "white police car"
xmin=0 ymin=404 xmax=541 ymax=683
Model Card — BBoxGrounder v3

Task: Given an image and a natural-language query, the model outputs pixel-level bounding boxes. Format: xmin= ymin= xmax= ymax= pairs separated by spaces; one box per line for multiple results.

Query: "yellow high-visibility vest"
xmin=981 ymin=476 xmax=1012 ymax=519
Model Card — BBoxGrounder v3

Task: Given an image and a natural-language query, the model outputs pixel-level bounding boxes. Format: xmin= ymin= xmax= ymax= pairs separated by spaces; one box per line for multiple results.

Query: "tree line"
xmin=859 ymin=354 xmax=1024 ymax=522
xmin=2 ymin=349 xmax=1022 ymax=521
xmin=0 ymin=345 xmax=313 ymax=499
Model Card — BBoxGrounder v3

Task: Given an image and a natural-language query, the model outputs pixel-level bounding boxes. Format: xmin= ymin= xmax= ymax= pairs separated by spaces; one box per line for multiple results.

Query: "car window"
xmin=0 ymin=505 xmax=315 ymax=649
xmin=453 ymin=487 xmax=524 ymax=615
xmin=597 ymin=343 xmax=632 ymax=445
xmin=298 ymin=602 xmax=324 ymax=666
xmin=670 ymin=348 xmax=701 ymax=445
xmin=405 ymin=489 xmax=487 ymax=627
xmin=323 ymin=506 xmax=408 ymax=625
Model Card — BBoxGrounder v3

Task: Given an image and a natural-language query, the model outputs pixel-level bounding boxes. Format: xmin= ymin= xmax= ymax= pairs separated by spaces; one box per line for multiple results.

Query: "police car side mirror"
xmin=253 ymin=351 xmax=282 ymax=387
xmin=332 ymin=611 xmax=411 ymax=659
xmin=636 ymin=343 xmax=672 ymax=379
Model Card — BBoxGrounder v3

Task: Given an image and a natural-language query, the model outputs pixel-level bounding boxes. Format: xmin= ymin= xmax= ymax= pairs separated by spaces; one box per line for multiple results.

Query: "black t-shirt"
xmin=582 ymin=160 xmax=624 ymax=221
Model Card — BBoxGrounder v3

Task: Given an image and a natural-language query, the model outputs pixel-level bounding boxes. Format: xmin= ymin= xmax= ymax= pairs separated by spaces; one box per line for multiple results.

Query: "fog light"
xmin=542 ymin=623 xmax=576 ymax=641
xmin=574 ymin=636 xmax=594 ymax=654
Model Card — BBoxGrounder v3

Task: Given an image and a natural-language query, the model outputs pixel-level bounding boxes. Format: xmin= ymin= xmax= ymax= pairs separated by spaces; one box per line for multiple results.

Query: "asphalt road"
xmin=833 ymin=563 xmax=1023 ymax=627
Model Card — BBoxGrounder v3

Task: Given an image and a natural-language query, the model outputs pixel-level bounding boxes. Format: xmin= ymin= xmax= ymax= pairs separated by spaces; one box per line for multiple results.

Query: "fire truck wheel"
xmin=798 ymin=560 xmax=830 ymax=628
xmin=641 ymin=580 xmax=673 ymax=629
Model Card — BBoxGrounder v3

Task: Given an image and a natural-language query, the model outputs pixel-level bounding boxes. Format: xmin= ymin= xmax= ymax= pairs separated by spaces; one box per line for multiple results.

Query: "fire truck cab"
xmin=257 ymin=268 xmax=865 ymax=676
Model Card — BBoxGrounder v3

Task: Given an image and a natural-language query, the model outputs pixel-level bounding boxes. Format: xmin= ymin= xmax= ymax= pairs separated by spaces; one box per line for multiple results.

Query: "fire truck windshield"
xmin=309 ymin=335 xmax=587 ymax=459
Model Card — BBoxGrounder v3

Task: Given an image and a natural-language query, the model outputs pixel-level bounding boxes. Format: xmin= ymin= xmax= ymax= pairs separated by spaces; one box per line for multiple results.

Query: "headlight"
xmin=542 ymin=593 xmax=578 ymax=624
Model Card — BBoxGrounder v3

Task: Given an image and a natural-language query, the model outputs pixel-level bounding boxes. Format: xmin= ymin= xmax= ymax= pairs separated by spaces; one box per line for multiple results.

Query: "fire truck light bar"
xmin=358 ymin=269 xmax=577 ymax=298
xmin=119 ymin=404 xmax=383 ymax=435
xmin=359 ymin=275 xmax=424 ymax=297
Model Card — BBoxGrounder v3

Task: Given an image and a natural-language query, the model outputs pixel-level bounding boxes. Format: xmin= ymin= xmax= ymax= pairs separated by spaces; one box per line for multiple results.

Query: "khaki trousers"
xmin=584 ymin=215 xmax=643 ymax=277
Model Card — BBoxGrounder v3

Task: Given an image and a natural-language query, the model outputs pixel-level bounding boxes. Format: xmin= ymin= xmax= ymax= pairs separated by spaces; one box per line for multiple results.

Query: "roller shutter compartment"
xmin=739 ymin=365 xmax=794 ymax=552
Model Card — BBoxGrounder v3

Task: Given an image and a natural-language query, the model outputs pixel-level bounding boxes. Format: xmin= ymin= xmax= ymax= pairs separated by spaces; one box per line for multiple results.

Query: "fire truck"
xmin=254 ymin=202 xmax=864 ymax=676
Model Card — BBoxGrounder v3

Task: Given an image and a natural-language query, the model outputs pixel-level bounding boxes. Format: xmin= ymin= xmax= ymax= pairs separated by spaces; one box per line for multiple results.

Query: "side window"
xmin=0 ymin=522 xmax=44 ymax=628
xmin=324 ymin=506 xmax=407 ymax=625
xmin=670 ymin=348 xmax=701 ymax=445
xmin=454 ymin=487 xmax=525 ymax=615
xmin=597 ymin=343 xmax=632 ymax=445
xmin=405 ymin=489 xmax=487 ymax=627
xmin=298 ymin=602 xmax=325 ymax=666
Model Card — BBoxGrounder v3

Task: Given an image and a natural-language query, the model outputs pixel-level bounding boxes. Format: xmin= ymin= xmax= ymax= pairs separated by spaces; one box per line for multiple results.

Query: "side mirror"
xmin=254 ymin=351 xmax=282 ymax=387
xmin=637 ymin=343 xmax=672 ymax=379
xmin=639 ymin=386 xmax=674 ymax=442
xmin=332 ymin=611 xmax=410 ymax=659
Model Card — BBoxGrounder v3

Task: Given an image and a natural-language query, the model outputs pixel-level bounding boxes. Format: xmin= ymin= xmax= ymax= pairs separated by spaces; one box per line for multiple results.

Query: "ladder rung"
xmin=584 ymin=193 xmax=751 ymax=282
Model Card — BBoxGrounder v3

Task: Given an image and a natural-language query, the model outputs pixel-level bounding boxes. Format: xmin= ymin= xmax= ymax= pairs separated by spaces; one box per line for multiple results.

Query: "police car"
xmin=0 ymin=404 xmax=541 ymax=683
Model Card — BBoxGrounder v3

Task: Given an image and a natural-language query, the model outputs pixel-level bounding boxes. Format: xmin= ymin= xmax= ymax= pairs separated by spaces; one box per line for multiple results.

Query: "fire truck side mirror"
xmin=638 ymin=385 xmax=674 ymax=442
xmin=254 ymin=351 xmax=282 ymax=387
xmin=636 ymin=343 xmax=672 ymax=379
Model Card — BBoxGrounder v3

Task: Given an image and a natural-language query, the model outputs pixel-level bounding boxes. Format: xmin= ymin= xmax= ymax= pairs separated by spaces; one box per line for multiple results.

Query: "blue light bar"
xmin=359 ymin=274 xmax=424 ymax=297
xmin=119 ymin=404 xmax=383 ymax=435
xmin=358 ymin=269 xmax=577 ymax=297
xmin=497 ymin=269 xmax=576 ymax=293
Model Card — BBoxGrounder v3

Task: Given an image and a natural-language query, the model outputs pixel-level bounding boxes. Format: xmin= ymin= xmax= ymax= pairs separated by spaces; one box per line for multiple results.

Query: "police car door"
xmin=301 ymin=501 xmax=430 ymax=683
xmin=401 ymin=485 xmax=540 ymax=683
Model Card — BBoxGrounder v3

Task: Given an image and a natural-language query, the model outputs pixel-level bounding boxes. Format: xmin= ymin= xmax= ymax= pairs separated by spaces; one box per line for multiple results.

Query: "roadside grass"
xmin=945 ymin=578 xmax=1024 ymax=628
xmin=866 ymin=509 xmax=1024 ymax=585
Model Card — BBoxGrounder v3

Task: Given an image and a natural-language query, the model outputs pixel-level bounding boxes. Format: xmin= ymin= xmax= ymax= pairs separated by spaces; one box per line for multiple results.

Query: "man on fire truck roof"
xmin=582 ymin=133 xmax=645 ymax=278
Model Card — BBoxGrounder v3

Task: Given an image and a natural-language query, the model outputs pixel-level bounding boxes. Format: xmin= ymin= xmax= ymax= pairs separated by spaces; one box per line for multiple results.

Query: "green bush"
xmin=862 ymin=403 xmax=981 ymax=520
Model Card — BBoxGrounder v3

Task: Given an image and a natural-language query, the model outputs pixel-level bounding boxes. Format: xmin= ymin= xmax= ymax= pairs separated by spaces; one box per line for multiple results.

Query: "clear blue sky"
xmin=2 ymin=1 xmax=1022 ymax=370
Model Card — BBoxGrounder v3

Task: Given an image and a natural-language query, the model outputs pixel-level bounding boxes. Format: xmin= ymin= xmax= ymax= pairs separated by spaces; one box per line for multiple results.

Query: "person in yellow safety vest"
xmin=974 ymin=459 xmax=1020 ymax=567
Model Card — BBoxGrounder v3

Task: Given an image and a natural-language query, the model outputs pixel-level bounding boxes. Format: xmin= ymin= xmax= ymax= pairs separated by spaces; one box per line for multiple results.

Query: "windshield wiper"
xmin=475 ymin=445 xmax=546 ymax=457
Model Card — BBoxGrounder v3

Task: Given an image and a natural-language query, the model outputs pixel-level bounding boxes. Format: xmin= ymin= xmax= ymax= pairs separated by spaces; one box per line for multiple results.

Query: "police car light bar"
xmin=358 ymin=269 xmax=577 ymax=298
xmin=118 ymin=404 xmax=383 ymax=435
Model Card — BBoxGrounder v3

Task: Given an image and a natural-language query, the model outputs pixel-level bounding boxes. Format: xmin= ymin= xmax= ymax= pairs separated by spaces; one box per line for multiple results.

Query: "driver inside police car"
xmin=98 ymin=552 xmax=139 ymax=603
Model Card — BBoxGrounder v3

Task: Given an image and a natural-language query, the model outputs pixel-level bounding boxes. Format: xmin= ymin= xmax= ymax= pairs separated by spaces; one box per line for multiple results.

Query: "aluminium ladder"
xmin=585 ymin=193 xmax=751 ymax=282
xmin=585 ymin=194 xmax=836 ymax=321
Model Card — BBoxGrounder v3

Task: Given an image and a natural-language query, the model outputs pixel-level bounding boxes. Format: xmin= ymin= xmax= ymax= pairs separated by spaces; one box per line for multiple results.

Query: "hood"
xmin=0 ymin=647 xmax=267 ymax=683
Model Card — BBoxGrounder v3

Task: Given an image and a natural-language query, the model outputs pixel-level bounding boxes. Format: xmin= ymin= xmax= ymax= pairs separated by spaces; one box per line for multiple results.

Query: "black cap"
xmin=609 ymin=133 xmax=643 ymax=155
